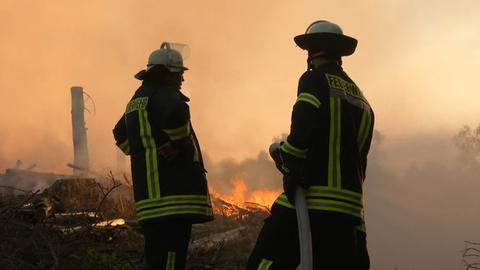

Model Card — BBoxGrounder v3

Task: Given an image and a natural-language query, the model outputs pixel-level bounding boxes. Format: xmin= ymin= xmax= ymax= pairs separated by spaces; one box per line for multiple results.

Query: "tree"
xmin=453 ymin=124 xmax=480 ymax=168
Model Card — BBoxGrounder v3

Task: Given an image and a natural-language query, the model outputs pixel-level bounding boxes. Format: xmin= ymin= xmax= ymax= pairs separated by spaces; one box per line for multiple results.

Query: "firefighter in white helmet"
xmin=247 ymin=20 xmax=374 ymax=269
xmin=113 ymin=42 xmax=213 ymax=270
xmin=134 ymin=42 xmax=189 ymax=80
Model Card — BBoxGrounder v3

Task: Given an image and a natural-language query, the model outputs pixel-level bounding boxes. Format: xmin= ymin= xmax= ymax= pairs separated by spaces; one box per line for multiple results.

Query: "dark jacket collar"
xmin=311 ymin=61 xmax=342 ymax=71
xmin=141 ymin=80 xmax=190 ymax=102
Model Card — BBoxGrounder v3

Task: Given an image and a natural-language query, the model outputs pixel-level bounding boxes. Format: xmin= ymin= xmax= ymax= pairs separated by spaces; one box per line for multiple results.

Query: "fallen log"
xmin=189 ymin=226 xmax=246 ymax=252
xmin=57 ymin=218 xmax=127 ymax=234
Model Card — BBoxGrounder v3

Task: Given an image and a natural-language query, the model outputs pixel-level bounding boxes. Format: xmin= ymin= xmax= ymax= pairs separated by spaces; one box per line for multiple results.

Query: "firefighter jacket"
xmin=113 ymin=80 xmax=213 ymax=225
xmin=274 ymin=62 xmax=374 ymax=224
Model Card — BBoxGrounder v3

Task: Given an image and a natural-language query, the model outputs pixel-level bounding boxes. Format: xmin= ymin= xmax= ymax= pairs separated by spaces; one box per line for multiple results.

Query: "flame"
xmin=210 ymin=177 xmax=281 ymax=217
xmin=221 ymin=178 xmax=248 ymax=205
xmin=247 ymin=189 xmax=280 ymax=208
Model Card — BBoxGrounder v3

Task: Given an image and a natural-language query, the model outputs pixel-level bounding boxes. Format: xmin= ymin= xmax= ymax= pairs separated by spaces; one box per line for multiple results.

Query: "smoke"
xmin=1 ymin=1 xmax=480 ymax=269
xmin=204 ymin=133 xmax=287 ymax=194
xmin=203 ymin=126 xmax=480 ymax=269
xmin=204 ymin=150 xmax=282 ymax=195
xmin=364 ymin=127 xmax=480 ymax=270
xmin=1 ymin=1 xmax=479 ymax=171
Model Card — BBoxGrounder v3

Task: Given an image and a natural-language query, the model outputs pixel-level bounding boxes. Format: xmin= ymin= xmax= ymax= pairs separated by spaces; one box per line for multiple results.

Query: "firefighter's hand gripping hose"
xmin=269 ymin=143 xmax=313 ymax=270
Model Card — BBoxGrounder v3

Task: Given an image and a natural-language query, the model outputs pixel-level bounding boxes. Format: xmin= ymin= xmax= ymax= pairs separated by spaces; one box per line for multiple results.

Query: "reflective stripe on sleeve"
xmin=296 ymin=92 xmax=321 ymax=108
xmin=190 ymin=135 xmax=200 ymax=162
xmin=274 ymin=194 xmax=295 ymax=209
xmin=166 ymin=251 xmax=176 ymax=270
xmin=356 ymin=223 xmax=366 ymax=233
xmin=117 ymin=139 xmax=130 ymax=155
xmin=357 ymin=109 xmax=372 ymax=151
xmin=257 ymin=258 xmax=273 ymax=270
xmin=163 ymin=122 xmax=191 ymax=141
xmin=280 ymin=141 xmax=308 ymax=159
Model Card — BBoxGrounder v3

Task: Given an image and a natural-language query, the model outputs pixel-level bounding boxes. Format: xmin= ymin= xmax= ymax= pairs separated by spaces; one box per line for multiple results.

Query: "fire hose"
xmin=269 ymin=143 xmax=313 ymax=270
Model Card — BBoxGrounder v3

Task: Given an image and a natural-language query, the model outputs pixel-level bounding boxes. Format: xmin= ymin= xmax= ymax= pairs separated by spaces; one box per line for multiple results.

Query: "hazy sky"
xmin=1 ymin=0 xmax=479 ymax=171
xmin=1 ymin=1 xmax=479 ymax=268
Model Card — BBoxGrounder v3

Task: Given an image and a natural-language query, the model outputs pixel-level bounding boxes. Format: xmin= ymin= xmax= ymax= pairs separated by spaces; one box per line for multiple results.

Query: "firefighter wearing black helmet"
xmin=247 ymin=21 xmax=374 ymax=269
xmin=113 ymin=42 xmax=213 ymax=270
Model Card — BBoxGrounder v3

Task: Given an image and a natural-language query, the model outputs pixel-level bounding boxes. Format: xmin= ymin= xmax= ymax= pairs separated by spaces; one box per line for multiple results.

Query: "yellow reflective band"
xmin=139 ymin=110 xmax=160 ymax=199
xmin=281 ymin=164 xmax=290 ymax=173
xmin=144 ymin=110 xmax=160 ymax=197
xmin=136 ymin=195 xmax=211 ymax=211
xmin=335 ymin=98 xmax=342 ymax=188
xmin=117 ymin=139 xmax=130 ymax=155
xmin=328 ymin=97 xmax=334 ymax=186
xmin=358 ymin=110 xmax=372 ymax=151
xmin=138 ymin=110 xmax=152 ymax=198
xmin=297 ymin=92 xmax=321 ymax=108
xmin=356 ymin=223 xmax=366 ymax=233
xmin=308 ymin=185 xmax=362 ymax=199
xmin=257 ymin=258 xmax=273 ymax=270
xmin=163 ymin=122 xmax=191 ymax=141
xmin=274 ymin=193 xmax=363 ymax=219
xmin=190 ymin=135 xmax=200 ymax=162
xmin=306 ymin=198 xmax=363 ymax=218
xmin=274 ymin=194 xmax=295 ymax=209
xmin=125 ymin=97 xmax=148 ymax=114
xmin=281 ymin=141 xmax=307 ymax=159
xmin=137 ymin=205 xmax=213 ymax=221
xmin=307 ymin=186 xmax=363 ymax=206
xmin=357 ymin=110 xmax=368 ymax=148
xmin=166 ymin=251 xmax=175 ymax=270
xmin=328 ymin=97 xmax=342 ymax=188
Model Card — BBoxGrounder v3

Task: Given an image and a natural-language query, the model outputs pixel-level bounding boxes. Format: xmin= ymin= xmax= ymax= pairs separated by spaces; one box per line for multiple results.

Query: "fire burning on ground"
xmin=0 ymin=174 xmax=280 ymax=269
xmin=210 ymin=177 xmax=281 ymax=209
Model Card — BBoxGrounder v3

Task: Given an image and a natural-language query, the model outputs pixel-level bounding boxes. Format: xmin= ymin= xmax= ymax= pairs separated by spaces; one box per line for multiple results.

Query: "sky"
xmin=0 ymin=1 xmax=480 ymax=269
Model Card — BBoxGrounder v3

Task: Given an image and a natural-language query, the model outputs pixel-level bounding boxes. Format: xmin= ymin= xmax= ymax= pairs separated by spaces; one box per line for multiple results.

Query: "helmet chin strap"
xmin=307 ymin=51 xmax=342 ymax=70
xmin=307 ymin=52 xmax=325 ymax=70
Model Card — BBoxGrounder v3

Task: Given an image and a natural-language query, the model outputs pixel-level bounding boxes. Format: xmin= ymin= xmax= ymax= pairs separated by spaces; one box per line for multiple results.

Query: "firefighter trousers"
xmin=142 ymin=221 xmax=192 ymax=270
xmin=246 ymin=204 xmax=369 ymax=270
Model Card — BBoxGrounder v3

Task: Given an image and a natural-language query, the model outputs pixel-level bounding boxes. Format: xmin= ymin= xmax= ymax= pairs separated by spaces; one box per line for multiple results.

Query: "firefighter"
xmin=113 ymin=42 xmax=213 ymax=270
xmin=247 ymin=20 xmax=374 ymax=269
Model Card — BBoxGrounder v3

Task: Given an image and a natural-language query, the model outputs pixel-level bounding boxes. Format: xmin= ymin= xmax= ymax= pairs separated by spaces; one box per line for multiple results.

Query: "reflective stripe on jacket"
xmin=113 ymin=80 xmax=213 ymax=224
xmin=277 ymin=63 xmax=374 ymax=223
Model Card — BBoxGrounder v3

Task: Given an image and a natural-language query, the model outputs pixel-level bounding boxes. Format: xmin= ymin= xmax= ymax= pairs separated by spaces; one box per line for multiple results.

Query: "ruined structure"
xmin=70 ymin=86 xmax=90 ymax=175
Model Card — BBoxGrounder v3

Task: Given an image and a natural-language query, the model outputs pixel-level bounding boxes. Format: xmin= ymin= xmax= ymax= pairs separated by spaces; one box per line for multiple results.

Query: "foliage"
xmin=454 ymin=124 xmax=480 ymax=166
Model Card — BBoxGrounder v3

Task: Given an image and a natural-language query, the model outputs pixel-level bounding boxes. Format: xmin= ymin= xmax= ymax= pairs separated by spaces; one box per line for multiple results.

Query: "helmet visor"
xmin=161 ymin=42 xmax=190 ymax=60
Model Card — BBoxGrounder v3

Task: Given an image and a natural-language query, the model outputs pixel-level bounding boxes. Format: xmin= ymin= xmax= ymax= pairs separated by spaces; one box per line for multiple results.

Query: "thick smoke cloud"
xmin=204 ymin=151 xmax=281 ymax=195
xmin=1 ymin=0 xmax=479 ymax=172
xmin=364 ymin=127 xmax=480 ymax=269
xmin=1 ymin=1 xmax=480 ymax=269
xmin=204 ymin=126 xmax=480 ymax=269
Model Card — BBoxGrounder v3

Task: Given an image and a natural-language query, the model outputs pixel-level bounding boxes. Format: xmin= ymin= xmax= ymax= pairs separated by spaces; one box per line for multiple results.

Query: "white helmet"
xmin=294 ymin=20 xmax=357 ymax=56
xmin=306 ymin=20 xmax=343 ymax=35
xmin=146 ymin=42 xmax=189 ymax=72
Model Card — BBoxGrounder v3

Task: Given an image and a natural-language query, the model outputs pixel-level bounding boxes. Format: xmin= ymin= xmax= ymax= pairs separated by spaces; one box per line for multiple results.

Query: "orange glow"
xmin=1 ymin=1 xmax=480 ymax=174
xmin=211 ymin=177 xmax=281 ymax=211
xmin=220 ymin=178 xmax=247 ymax=205
xmin=247 ymin=189 xmax=280 ymax=208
